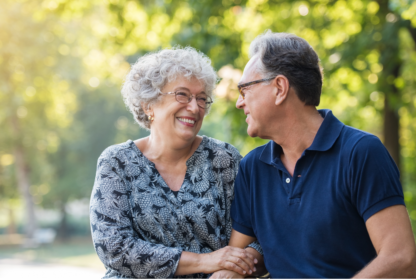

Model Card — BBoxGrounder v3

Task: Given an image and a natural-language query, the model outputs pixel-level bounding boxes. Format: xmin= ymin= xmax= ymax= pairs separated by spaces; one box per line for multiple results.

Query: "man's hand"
xmin=353 ymin=205 xmax=416 ymax=278
xmin=210 ymin=269 xmax=244 ymax=279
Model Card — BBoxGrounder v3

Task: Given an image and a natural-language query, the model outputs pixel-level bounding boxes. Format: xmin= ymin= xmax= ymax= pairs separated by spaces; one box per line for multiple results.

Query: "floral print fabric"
xmin=90 ymin=136 xmax=262 ymax=279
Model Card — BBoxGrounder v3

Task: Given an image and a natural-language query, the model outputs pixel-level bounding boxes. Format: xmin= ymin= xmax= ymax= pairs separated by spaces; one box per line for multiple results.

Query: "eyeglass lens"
xmin=175 ymin=91 xmax=212 ymax=108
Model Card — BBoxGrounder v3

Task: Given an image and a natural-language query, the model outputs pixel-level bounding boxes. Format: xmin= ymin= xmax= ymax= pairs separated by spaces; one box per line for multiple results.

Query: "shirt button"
xmin=286 ymin=178 xmax=290 ymax=183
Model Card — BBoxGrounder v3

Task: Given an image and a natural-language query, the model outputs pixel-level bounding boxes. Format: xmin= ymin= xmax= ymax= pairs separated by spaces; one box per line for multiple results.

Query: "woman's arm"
xmin=90 ymin=158 xmax=182 ymax=278
xmin=91 ymin=156 xmax=256 ymax=278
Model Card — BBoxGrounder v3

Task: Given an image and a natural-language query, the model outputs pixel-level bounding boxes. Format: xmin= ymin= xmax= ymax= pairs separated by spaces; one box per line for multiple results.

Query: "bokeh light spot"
xmin=299 ymin=4 xmax=309 ymax=16
xmin=329 ymin=53 xmax=341 ymax=64
xmin=59 ymin=44 xmax=70 ymax=56
xmin=370 ymin=91 xmax=379 ymax=101
xmin=89 ymin=77 xmax=100 ymax=88
xmin=17 ymin=106 xmax=28 ymax=118
xmin=368 ymin=73 xmax=378 ymax=84
xmin=0 ymin=154 xmax=14 ymax=166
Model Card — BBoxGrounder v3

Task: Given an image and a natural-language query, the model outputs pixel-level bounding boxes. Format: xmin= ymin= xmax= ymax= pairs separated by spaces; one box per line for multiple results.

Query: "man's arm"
xmin=353 ymin=205 xmax=416 ymax=278
xmin=210 ymin=230 xmax=267 ymax=278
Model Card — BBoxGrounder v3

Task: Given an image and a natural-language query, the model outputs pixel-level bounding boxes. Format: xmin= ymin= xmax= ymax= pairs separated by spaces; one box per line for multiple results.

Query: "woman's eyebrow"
xmin=174 ymin=86 xmax=206 ymax=94
xmin=174 ymin=86 xmax=191 ymax=92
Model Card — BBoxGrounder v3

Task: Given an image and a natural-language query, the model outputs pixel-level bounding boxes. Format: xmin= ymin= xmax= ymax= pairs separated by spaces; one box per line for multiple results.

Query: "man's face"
xmin=236 ymin=55 xmax=276 ymax=139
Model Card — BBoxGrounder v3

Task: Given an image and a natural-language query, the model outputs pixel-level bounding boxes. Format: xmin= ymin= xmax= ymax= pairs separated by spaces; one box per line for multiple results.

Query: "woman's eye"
xmin=176 ymin=91 xmax=188 ymax=97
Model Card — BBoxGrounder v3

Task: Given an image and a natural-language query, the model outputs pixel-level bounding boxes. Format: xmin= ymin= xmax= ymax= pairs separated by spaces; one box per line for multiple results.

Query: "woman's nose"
xmin=187 ymin=97 xmax=200 ymax=113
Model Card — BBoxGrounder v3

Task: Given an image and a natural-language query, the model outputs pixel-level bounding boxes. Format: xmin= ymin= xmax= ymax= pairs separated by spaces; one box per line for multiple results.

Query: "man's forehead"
xmin=239 ymin=55 xmax=261 ymax=84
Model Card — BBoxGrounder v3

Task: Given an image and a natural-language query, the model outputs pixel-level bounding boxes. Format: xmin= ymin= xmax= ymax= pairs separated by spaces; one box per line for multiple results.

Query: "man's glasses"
xmin=161 ymin=91 xmax=213 ymax=109
xmin=237 ymin=77 xmax=275 ymax=99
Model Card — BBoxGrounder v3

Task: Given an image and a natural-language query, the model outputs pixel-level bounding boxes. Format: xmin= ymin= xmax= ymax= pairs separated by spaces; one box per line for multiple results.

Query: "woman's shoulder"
xmin=202 ymin=136 xmax=242 ymax=162
xmin=98 ymin=140 xmax=139 ymax=165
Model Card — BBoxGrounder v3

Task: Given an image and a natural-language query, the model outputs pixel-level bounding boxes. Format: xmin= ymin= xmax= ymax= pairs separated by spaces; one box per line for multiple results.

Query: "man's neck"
xmin=271 ymin=107 xmax=324 ymax=175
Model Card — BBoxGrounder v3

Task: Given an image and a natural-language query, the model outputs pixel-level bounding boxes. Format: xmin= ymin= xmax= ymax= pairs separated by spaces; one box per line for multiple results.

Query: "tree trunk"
xmin=6 ymin=205 xmax=17 ymax=235
xmin=377 ymin=0 xmax=402 ymax=174
xmin=57 ymin=202 xmax=69 ymax=241
xmin=383 ymin=76 xmax=401 ymax=172
xmin=10 ymin=115 xmax=37 ymax=246
xmin=14 ymin=145 xmax=37 ymax=245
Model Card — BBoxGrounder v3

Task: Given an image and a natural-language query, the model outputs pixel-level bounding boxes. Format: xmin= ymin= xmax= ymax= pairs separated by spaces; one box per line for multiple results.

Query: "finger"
xmin=224 ymin=261 xmax=246 ymax=275
xmin=242 ymin=251 xmax=258 ymax=271
xmin=233 ymin=250 xmax=255 ymax=273
xmin=232 ymin=255 xmax=251 ymax=274
xmin=222 ymin=247 xmax=255 ymax=273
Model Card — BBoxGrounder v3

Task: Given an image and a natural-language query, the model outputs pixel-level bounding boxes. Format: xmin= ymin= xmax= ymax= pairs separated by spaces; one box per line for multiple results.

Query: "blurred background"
xmin=1 ymin=0 xmax=416 ymax=277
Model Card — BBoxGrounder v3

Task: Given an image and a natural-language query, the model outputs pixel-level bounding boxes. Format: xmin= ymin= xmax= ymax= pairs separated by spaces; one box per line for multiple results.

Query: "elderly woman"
xmin=90 ymin=47 xmax=262 ymax=278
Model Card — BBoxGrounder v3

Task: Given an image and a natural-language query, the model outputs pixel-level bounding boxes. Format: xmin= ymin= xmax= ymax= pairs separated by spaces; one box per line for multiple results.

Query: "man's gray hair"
xmin=121 ymin=47 xmax=218 ymax=129
xmin=249 ymin=30 xmax=323 ymax=106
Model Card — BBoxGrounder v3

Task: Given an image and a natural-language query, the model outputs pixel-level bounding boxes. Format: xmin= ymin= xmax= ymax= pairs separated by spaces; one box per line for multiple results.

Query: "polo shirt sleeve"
xmin=231 ymin=161 xmax=256 ymax=237
xmin=348 ymin=135 xmax=405 ymax=222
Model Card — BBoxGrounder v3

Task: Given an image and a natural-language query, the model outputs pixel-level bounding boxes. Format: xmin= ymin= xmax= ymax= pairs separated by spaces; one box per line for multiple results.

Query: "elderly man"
xmin=212 ymin=31 xmax=416 ymax=278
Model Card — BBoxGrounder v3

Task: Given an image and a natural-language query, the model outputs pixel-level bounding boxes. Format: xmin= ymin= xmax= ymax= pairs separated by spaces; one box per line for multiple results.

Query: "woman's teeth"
xmin=178 ymin=118 xmax=195 ymax=124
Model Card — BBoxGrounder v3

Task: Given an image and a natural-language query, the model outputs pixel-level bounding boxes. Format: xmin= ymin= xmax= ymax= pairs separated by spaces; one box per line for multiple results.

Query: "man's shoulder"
xmin=339 ymin=125 xmax=383 ymax=154
xmin=240 ymin=142 xmax=270 ymax=165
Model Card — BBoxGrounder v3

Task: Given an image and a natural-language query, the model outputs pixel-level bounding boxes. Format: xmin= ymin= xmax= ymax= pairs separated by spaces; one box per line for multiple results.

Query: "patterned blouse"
xmin=90 ymin=136 xmax=262 ymax=279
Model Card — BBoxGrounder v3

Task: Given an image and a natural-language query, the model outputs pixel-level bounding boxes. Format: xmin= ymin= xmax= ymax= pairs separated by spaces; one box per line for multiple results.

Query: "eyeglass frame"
xmin=237 ymin=77 xmax=275 ymax=99
xmin=160 ymin=90 xmax=213 ymax=109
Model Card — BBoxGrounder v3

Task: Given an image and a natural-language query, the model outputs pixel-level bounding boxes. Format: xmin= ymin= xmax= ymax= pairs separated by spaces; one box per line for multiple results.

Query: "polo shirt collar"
xmin=259 ymin=109 xmax=344 ymax=165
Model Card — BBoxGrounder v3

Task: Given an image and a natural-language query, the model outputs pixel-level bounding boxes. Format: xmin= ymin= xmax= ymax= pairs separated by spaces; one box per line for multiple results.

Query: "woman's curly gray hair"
xmin=121 ymin=46 xmax=218 ymax=129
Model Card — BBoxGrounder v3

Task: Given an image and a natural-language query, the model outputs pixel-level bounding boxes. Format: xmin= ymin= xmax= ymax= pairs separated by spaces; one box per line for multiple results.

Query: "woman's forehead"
xmin=164 ymin=76 xmax=207 ymax=93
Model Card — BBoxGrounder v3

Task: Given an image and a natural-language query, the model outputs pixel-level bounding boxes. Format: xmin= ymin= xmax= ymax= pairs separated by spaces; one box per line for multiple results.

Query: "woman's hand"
xmin=202 ymin=246 xmax=258 ymax=275
xmin=210 ymin=270 xmax=244 ymax=279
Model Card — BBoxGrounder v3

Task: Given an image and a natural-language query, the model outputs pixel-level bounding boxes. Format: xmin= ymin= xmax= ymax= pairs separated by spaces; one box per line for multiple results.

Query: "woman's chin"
xmin=176 ymin=129 xmax=200 ymax=142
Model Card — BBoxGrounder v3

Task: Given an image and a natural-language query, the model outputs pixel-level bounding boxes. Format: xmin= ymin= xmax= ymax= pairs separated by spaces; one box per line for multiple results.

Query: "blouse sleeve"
xmin=225 ymin=145 xmax=263 ymax=256
xmin=90 ymin=156 xmax=182 ymax=278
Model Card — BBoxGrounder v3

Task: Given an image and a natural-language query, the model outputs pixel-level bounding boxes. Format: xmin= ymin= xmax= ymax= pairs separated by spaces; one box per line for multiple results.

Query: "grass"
xmin=0 ymin=237 xmax=105 ymax=271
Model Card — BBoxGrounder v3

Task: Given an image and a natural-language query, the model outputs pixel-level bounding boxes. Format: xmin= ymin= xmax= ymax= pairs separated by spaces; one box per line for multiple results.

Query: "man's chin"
xmin=247 ymin=128 xmax=258 ymax=138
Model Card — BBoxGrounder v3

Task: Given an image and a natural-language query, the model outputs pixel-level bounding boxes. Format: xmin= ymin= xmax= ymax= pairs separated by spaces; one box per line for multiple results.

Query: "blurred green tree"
xmin=1 ymin=0 xmax=416 ymax=240
xmin=0 ymin=0 xmax=79 ymax=243
xmin=102 ymin=0 xmax=416 ymax=229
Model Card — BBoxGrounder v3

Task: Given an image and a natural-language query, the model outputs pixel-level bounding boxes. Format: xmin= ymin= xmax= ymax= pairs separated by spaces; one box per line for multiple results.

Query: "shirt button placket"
xmin=284 ymin=176 xmax=291 ymax=195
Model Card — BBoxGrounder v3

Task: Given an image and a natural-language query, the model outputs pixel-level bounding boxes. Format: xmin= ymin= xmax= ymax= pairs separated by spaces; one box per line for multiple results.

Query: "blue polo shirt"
xmin=231 ymin=109 xmax=405 ymax=278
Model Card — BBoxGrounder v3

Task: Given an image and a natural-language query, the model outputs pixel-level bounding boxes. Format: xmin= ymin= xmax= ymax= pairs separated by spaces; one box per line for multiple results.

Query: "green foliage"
xmin=1 ymin=0 xmax=416 ymax=236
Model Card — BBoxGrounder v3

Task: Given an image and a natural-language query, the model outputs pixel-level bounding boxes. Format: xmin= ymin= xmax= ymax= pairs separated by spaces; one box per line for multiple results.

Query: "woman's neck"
xmin=137 ymin=132 xmax=202 ymax=166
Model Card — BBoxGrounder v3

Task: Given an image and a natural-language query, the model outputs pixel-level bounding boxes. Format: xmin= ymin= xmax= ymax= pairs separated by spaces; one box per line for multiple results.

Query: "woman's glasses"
xmin=161 ymin=91 xmax=213 ymax=109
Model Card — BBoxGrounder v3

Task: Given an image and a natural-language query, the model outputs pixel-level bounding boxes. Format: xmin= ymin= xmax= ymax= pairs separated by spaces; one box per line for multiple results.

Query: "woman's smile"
xmin=177 ymin=116 xmax=196 ymax=127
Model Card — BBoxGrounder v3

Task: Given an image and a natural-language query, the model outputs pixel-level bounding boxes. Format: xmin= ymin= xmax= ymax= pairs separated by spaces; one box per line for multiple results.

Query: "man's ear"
xmin=274 ymin=75 xmax=290 ymax=106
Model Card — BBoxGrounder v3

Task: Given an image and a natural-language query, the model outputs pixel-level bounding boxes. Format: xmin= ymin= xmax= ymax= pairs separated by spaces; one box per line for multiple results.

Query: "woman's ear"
xmin=274 ymin=75 xmax=290 ymax=106
xmin=142 ymin=102 xmax=153 ymax=116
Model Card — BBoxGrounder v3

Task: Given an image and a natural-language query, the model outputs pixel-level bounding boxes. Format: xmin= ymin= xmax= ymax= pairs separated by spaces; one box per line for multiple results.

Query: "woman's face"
xmin=150 ymin=76 xmax=207 ymax=144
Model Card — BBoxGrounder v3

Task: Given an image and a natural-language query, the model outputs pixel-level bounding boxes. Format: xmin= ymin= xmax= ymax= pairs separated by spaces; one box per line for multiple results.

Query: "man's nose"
xmin=236 ymin=95 xmax=245 ymax=109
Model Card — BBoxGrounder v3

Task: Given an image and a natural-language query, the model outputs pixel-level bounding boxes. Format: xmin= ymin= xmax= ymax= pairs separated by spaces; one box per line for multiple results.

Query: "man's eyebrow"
xmin=237 ymin=81 xmax=248 ymax=87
